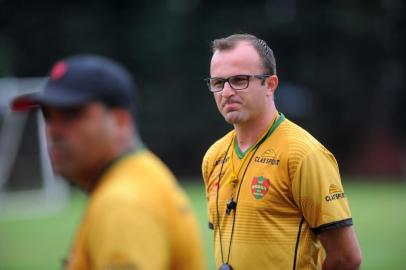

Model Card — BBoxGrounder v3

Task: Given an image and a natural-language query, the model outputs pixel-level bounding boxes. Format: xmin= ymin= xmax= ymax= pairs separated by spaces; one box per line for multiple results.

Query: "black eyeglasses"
xmin=204 ymin=74 xmax=271 ymax=93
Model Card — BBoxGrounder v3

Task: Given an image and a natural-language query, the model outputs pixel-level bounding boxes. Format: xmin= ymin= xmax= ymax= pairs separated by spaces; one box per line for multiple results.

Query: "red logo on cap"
xmin=51 ymin=61 xmax=67 ymax=81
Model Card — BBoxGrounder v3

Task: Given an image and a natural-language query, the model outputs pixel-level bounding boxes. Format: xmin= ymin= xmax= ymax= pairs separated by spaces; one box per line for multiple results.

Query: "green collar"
xmin=235 ymin=113 xmax=285 ymax=159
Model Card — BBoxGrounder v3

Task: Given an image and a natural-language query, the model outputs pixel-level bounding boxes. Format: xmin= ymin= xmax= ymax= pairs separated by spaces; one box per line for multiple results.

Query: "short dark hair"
xmin=212 ymin=34 xmax=277 ymax=75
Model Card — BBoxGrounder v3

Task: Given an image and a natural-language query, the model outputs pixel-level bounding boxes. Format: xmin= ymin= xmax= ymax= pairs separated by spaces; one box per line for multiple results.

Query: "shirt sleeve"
xmin=202 ymin=146 xmax=214 ymax=229
xmin=291 ymin=148 xmax=353 ymax=234
xmin=88 ymin=201 xmax=170 ymax=270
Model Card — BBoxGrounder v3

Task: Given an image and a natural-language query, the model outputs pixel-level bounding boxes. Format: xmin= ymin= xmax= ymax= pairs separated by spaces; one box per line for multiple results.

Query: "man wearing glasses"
xmin=202 ymin=34 xmax=362 ymax=270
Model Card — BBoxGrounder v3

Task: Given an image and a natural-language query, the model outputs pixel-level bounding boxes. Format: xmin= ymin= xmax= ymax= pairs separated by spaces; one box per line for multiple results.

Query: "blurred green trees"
xmin=1 ymin=0 xmax=404 ymax=177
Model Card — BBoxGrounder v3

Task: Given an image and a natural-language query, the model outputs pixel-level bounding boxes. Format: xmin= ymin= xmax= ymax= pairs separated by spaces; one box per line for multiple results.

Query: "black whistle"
xmin=219 ymin=263 xmax=234 ymax=270
xmin=226 ymin=199 xmax=237 ymax=215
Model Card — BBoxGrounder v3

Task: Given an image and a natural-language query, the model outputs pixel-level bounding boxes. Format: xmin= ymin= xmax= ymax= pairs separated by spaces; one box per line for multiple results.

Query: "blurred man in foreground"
xmin=202 ymin=34 xmax=362 ymax=270
xmin=12 ymin=54 xmax=205 ymax=270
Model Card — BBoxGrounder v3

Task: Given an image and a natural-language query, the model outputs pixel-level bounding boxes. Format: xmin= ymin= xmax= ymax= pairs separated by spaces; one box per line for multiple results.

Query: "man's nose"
xmin=221 ymin=81 xmax=235 ymax=97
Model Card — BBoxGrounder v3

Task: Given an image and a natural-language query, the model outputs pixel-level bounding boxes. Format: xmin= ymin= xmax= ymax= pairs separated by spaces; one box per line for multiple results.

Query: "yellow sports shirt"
xmin=66 ymin=149 xmax=205 ymax=270
xmin=202 ymin=113 xmax=352 ymax=270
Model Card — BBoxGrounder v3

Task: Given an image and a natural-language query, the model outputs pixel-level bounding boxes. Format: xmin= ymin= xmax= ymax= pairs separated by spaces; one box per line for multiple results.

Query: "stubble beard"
xmin=223 ymin=110 xmax=245 ymax=125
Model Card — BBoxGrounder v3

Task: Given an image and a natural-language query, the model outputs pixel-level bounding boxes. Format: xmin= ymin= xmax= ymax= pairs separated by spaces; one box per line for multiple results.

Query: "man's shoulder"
xmin=276 ymin=118 xmax=337 ymax=178
xmin=203 ymin=130 xmax=234 ymax=161
xmin=277 ymin=118 xmax=332 ymax=158
xmin=93 ymin=150 xmax=178 ymax=203
xmin=202 ymin=130 xmax=234 ymax=181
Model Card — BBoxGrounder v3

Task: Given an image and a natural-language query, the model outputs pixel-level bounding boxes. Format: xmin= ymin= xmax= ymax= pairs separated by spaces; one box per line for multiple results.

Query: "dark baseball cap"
xmin=11 ymin=54 xmax=137 ymax=115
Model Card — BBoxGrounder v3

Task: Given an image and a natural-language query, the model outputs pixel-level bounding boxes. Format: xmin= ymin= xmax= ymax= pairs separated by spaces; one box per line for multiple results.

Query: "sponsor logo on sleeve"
xmin=325 ymin=184 xmax=346 ymax=202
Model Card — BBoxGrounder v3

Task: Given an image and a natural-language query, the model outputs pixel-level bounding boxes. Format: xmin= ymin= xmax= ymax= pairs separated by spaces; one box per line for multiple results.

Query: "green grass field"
xmin=0 ymin=180 xmax=405 ymax=270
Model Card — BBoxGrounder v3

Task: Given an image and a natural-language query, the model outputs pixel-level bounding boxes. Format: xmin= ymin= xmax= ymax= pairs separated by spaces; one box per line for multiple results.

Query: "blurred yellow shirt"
xmin=66 ymin=149 xmax=205 ymax=270
xmin=202 ymin=114 xmax=353 ymax=270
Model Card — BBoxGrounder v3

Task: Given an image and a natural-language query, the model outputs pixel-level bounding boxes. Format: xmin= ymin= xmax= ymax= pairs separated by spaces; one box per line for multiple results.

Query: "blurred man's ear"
xmin=266 ymin=75 xmax=278 ymax=96
xmin=112 ymin=109 xmax=133 ymax=127
xmin=111 ymin=108 xmax=137 ymax=148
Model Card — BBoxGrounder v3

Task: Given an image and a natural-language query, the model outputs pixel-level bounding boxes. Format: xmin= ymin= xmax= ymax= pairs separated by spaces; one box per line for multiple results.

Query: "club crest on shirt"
xmin=251 ymin=176 xmax=270 ymax=199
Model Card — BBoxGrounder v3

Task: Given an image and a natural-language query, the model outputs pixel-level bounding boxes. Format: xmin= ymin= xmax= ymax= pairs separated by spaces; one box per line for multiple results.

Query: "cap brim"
xmin=11 ymin=92 xmax=42 ymax=112
xmin=11 ymin=86 xmax=95 ymax=112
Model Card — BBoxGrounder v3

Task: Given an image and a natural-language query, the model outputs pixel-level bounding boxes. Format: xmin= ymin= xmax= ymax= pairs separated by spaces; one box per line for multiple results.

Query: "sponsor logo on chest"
xmin=209 ymin=181 xmax=219 ymax=197
xmin=255 ymin=149 xmax=280 ymax=165
xmin=214 ymin=156 xmax=229 ymax=167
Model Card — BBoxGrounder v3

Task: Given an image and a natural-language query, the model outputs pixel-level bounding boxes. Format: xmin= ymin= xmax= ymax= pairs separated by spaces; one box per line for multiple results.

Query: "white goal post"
xmin=0 ymin=77 xmax=69 ymax=219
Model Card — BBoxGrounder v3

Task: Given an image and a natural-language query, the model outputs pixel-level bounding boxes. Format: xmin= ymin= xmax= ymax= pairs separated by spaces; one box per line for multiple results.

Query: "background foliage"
xmin=1 ymin=0 xmax=405 ymax=177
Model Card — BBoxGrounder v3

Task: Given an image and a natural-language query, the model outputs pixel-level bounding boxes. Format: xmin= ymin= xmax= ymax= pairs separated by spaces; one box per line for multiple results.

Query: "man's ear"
xmin=108 ymin=108 xmax=137 ymax=150
xmin=265 ymin=75 xmax=278 ymax=96
xmin=111 ymin=109 xmax=136 ymax=142
xmin=112 ymin=109 xmax=133 ymax=128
